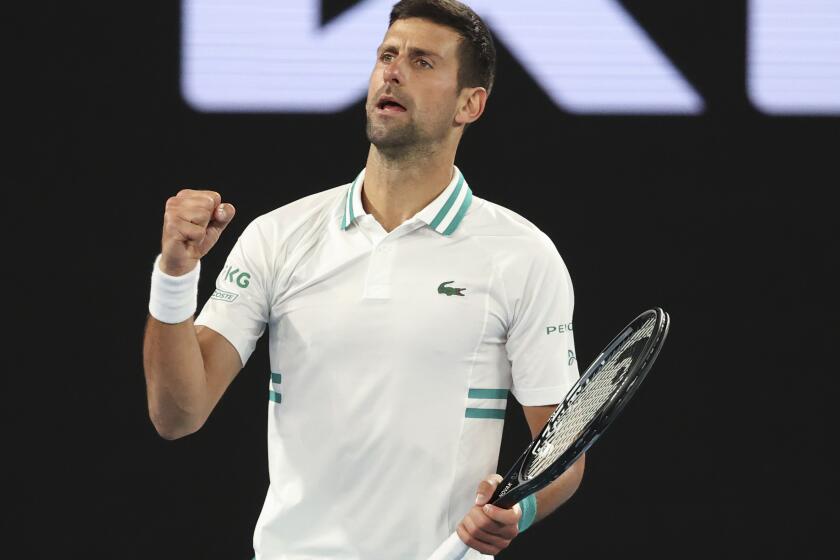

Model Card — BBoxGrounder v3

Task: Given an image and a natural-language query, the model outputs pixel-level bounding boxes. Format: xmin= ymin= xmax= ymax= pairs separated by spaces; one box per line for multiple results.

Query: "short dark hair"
xmin=389 ymin=0 xmax=496 ymax=96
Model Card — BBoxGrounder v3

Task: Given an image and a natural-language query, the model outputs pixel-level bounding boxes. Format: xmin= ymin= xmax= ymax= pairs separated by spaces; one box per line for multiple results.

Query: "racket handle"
xmin=426 ymin=532 xmax=470 ymax=560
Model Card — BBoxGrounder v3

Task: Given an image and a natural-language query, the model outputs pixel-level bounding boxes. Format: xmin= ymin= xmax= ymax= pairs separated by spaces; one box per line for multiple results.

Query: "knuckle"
xmin=471 ymin=508 xmax=488 ymax=523
xmin=194 ymin=190 xmax=220 ymax=207
xmin=473 ymin=514 xmax=491 ymax=530
xmin=177 ymin=222 xmax=201 ymax=239
xmin=458 ymin=525 xmax=481 ymax=549
xmin=481 ymin=506 xmax=499 ymax=523
xmin=184 ymin=207 xmax=210 ymax=224
xmin=163 ymin=221 xmax=182 ymax=238
xmin=179 ymin=196 xmax=206 ymax=210
xmin=174 ymin=190 xmax=214 ymax=211
xmin=196 ymin=196 xmax=215 ymax=210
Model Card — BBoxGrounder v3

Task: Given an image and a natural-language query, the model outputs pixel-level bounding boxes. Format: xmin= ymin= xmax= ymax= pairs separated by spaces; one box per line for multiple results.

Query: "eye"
xmin=380 ymin=52 xmax=395 ymax=63
xmin=416 ymin=59 xmax=432 ymax=69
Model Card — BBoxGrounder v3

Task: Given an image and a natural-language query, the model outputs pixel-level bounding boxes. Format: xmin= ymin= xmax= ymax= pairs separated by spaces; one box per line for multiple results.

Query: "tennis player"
xmin=144 ymin=1 xmax=584 ymax=558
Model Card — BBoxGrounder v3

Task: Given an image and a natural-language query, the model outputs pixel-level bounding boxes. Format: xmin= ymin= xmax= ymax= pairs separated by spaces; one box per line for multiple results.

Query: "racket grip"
xmin=426 ymin=532 xmax=470 ymax=560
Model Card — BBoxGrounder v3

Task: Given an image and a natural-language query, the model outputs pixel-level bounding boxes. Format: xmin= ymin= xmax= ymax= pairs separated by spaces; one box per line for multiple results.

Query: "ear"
xmin=454 ymin=87 xmax=488 ymax=126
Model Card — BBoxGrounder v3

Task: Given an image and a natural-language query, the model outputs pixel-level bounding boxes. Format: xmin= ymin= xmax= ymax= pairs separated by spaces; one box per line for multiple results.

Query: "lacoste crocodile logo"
xmin=437 ymin=281 xmax=466 ymax=297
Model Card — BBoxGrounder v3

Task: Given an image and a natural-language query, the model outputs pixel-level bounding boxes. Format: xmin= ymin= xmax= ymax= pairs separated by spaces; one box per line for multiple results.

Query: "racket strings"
xmin=524 ymin=317 xmax=657 ymax=479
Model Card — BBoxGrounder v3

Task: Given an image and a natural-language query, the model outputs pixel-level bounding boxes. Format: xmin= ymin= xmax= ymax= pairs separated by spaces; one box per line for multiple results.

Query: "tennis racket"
xmin=426 ymin=308 xmax=670 ymax=560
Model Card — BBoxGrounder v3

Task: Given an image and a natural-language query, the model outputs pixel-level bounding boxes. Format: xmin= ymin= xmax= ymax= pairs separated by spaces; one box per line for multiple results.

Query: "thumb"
xmin=208 ymin=202 xmax=236 ymax=233
xmin=475 ymin=474 xmax=503 ymax=506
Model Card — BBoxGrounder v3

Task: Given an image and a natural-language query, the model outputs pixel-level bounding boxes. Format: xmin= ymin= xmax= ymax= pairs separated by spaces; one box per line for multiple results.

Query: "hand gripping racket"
xmin=427 ymin=308 xmax=670 ymax=560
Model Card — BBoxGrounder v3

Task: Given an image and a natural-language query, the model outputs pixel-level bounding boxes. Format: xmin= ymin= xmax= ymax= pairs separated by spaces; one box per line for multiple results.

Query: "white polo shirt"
xmin=195 ymin=166 xmax=579 ymax=560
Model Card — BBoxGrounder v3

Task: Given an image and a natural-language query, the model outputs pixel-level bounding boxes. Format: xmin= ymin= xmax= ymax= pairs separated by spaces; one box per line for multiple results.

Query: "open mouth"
xmin=376 ymin=97 xmax=407 ymax=112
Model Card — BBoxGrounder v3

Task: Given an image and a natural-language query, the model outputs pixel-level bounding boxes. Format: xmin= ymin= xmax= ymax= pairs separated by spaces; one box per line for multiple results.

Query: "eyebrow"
xmin=378 ymin=44 xmax=443 ymax=60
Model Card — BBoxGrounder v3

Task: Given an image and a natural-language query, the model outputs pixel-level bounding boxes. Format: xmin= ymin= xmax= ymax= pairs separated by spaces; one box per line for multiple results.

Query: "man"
xmin=144 ymin=1 xmax=584 ymax=558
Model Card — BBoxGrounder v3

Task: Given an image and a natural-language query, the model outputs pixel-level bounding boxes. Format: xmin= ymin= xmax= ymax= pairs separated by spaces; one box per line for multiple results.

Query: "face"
xmin=365 ymin=18 xmax=465 ymax=154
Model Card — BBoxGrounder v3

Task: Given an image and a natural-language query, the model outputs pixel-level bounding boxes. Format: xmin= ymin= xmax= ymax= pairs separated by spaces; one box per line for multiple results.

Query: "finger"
xmin=176 ymin=206 xmax=215 ymax=227
xmin=481 ymin=503 xmax=522 ymax=536
xmin=166 ymin=196 xmax=215 ymax=227
xmin=206 ymin=203 xmax=236 ymax=239
xmin=177 ymin=189 xmax=221 ymax=210
xmin=475 ymin=473 xmax=504 ymax=505
xmin=169 ymin=218 xmax=207 ymax=244
xmin=469 ymin=506 xmax=518 ymax=540
xmin=198 ymin=190 xmax=222 ymax=209
xmin=211 ymin=202 xmax=236 ymax=226
xmin=460 ymin=515 xmax=511 ymax=554
xmin=457 ymin=523 xmax=499 ymax=555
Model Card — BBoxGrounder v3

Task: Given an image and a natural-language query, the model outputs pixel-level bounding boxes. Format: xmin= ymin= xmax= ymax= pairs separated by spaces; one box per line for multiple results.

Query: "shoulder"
xmin=466 ymin=197 xmax=574 ymax=303
xmin=464 ymin=196 xmax=561 ymax=260
xmin=252 ymin=183 xmax=347 ymax=232
xmin=238 ymin=183 xmax=348 ymax=245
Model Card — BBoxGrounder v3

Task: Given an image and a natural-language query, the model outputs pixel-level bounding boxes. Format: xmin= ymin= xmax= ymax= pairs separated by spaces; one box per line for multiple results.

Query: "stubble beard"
xmin=365 ymin=114 xmax=429 ymax=162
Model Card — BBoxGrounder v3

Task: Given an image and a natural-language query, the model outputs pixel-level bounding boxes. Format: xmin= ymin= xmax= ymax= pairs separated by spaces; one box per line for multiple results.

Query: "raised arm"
xmin=142 ymin=189 xmax=241 ymax=440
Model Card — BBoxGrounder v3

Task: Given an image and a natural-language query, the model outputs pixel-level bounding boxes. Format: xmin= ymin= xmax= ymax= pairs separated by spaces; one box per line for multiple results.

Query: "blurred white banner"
xmin=181 ymin=0 xmax=703 ymax=114
xmin=748 ymin=0 xmax=840 ymax=114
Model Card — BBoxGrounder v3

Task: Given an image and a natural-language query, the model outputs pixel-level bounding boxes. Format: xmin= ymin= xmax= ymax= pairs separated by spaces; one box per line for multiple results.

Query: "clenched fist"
xmin=160 ymin=189 xmax=236 ymax=276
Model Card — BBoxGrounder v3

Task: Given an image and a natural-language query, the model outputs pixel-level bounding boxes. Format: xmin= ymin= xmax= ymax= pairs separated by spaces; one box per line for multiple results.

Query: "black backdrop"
xmin=11 ymin=1 xmax=836 ymax=559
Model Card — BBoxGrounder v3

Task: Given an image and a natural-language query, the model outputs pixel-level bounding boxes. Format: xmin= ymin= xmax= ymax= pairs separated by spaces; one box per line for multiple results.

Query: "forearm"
xmin=532 ymin=453 xmax=585 ymax=524
xmin=143 ymin=316 xmax=210 ymax=439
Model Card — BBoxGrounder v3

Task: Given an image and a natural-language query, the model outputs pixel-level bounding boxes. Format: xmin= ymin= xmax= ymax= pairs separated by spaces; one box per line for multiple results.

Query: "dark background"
xmin=10 ymin=1 xmax=835 ymax=558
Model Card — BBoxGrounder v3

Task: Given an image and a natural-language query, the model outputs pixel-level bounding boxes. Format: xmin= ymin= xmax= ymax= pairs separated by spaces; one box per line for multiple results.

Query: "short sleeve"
xmin=194 ymin=220 xmax=271 ymax=367
xmin=505 ymin=235 xmax=579 ymax=406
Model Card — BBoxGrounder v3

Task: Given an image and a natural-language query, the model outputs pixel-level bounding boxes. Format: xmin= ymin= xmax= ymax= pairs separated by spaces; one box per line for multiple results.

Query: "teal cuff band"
xmin=517 ymin=494 xmax=537 ymax=532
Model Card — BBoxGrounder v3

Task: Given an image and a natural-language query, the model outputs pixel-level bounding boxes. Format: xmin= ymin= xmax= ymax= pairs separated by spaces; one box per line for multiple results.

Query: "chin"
xmin=366 ymin=120 xmax=409 ymax=146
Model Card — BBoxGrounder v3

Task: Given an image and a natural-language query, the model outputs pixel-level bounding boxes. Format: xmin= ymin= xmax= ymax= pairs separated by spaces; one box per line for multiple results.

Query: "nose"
xmin=382 ymin=55 xmax=404 ymax=86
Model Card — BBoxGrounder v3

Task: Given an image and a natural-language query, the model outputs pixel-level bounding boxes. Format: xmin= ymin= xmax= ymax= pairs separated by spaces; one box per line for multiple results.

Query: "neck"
xmin=362 ymin=142 xmax=457 ymax=232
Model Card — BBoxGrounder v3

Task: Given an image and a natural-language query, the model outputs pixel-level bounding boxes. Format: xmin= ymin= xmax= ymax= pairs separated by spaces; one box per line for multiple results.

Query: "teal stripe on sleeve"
xmin=271 ymin=372 xmax=282 ymax=384
xmin=465 ymin=408 xmax=505 ymax=419
xmin=269 ymin=390 xmax=282 ymax=404
xmin=468 ymin=388 xmax=509 ymax=399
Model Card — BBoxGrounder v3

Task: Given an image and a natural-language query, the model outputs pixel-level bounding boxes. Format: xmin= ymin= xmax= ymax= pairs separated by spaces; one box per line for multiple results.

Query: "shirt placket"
xmin=358 ymin=217 xmax=392 ymax=300
xmin=363 ymin=239 xmax=395 ymax=300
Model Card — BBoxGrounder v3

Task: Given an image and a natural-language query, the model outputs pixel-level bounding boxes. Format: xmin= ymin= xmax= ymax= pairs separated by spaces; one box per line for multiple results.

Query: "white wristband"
xmin=148 ymin=254 xmax=201 ymax=324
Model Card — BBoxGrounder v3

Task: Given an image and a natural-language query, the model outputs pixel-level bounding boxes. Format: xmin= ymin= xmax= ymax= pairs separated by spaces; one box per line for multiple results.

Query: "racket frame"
xmin=490 ymin=308 xmax=670 ymax=508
